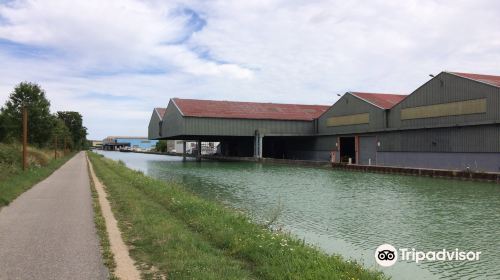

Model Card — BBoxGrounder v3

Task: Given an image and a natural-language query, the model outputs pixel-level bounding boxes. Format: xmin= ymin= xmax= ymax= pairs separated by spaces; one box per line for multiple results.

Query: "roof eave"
xmin=445 ymin=71 xmax=500 ymax=88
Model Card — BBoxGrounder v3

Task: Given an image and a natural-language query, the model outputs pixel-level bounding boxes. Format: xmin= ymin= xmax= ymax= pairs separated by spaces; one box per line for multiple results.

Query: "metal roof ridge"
xmin=171 ymin=98 xmax=185 ymax=116
xmin=154 ymin=107 xmax=165 ymax=119
xmin=348 ymin=91 xmax=386 ymax=109
xmin=172 ymin=97 xmax=330 ymax=107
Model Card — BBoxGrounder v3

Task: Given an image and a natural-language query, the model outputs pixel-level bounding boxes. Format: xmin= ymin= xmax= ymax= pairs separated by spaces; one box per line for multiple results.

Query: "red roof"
xmin=155 ymin=107 xmax=166 ymax=118
xmin=172 ymin=98 xmax=330 ymax=121
xmin=449 ymin=72 xmax=500 ymax=87
xmin=350 ymin=92 xmax=406 ymax=109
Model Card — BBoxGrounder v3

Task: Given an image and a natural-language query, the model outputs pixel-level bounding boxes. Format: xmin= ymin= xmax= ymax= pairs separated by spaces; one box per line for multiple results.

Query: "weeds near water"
xmin=264 ymin=197 xmax=284 ymax=230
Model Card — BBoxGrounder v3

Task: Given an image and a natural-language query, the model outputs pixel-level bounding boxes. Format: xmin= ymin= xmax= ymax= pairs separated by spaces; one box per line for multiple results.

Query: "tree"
xmin=0 ymin=110 xmax=6 ymax=142
xmin=52 ymin=117 xmax=72 ymax=150
xmin=155 ymin=140 xmax=169 ymax=152
xmin=56 ymin=111 xmax=88 ymax=150
xmin=1 ymin=82 xmax=54 ymax=147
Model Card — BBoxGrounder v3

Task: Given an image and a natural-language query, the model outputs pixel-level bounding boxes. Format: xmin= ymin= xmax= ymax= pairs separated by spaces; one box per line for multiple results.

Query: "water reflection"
xmin=96 ymin=151 xmax=500 ymax=280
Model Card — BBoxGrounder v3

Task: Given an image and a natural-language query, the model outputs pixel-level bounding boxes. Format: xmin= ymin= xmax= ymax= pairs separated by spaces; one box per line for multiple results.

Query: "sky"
xmin=0 ymin=0 xmax=499 ymax=140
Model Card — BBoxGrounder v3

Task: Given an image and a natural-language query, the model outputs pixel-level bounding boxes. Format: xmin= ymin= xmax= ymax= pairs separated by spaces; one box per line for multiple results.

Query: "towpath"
xmin=0 ymin=152 xmax=107 ymax=280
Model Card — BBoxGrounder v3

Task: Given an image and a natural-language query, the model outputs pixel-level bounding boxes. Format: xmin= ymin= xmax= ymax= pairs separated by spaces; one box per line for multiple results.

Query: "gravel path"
xmin=87 ymin=155 xmax=141 ymax=280
xmin=0 ymin=152 xmax=108 ymax=280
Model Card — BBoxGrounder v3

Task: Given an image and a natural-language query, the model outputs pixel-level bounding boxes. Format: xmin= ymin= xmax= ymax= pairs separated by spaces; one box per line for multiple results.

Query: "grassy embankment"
xmin=88 ymin=161 xmax=118 ymax=280
xmin=0 ymin=142 xmax=74 ymax=207
xmin=88 ymin=152 xmax=386 ymax=280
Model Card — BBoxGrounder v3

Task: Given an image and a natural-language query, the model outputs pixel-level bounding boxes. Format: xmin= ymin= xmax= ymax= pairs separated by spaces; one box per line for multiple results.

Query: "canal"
xmin=96 ymin=151 xmax=500 ymax=280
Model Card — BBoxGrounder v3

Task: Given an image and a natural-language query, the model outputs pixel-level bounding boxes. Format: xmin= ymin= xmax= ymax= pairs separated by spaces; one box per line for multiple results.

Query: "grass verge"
xmin=88 ymin=160 xmax=118 ymax=280
xmin=0 ymin=146 xmax=76 ymax=208
xmin=88 ymin=152 xmax=386 ymax=280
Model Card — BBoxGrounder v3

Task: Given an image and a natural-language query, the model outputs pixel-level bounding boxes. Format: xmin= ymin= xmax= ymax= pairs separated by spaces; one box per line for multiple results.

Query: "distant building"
xmin=173 ymin=140 xmax=218 ymax=155
xmin=148 ymin=108 xmax=218 ymax=154
xmin=102 ymin=136 xmax=158 ymax=151
xmin=88 ymin=140 xmax=103 ymax=149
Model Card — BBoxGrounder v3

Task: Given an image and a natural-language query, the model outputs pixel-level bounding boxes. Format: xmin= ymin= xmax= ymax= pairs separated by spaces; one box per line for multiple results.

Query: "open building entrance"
xmin=339 ymin=137 xmax=356 ymax=164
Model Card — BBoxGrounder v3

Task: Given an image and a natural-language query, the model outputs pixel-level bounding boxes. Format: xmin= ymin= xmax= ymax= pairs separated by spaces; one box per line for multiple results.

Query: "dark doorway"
xmin=339 ymin=137 xmax=356 ymax=163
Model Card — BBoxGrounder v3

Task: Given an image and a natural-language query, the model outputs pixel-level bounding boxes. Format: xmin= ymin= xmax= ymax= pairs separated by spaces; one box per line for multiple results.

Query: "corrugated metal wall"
xmin=183 ymin=117 xmax=315 ymax=137
xmin=378 ymin=125 xmax=500 ymax=152
xmin=147 ymin=110 xmax=161 ymax=139
xmin=318 ymin=93 xmax=387 ymax=135
xmin=161 ymin=100 xmax=185 ymax=138
xmin=359 ymin=136 xmax=377 ymax=165
xmin=389 ymin=72 xmax=500 ymax=128
xmin=158 ymin=100 xmax=315 ymax=138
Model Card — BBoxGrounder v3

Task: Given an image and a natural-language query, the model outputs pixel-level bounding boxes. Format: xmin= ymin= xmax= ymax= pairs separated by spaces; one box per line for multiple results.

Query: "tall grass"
xmin=88 ymin=152 xmax=386 ymax=280
xmin=0 ymin=142 xmax=74 ymax=207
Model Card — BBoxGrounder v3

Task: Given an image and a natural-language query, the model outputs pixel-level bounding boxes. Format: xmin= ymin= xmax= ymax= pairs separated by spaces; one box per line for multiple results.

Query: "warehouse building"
xmin=148 ymin=98 xmax=329 ymax=158
xmin=148 ymin=71 xmax=500 ymax=172
xmin=102 ymin=136 xmax=158 ymax=151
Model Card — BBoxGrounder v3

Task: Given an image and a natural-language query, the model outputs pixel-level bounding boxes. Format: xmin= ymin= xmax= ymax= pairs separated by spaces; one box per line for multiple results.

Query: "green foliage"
xmin=155 ymin=140 xmax=170 ymax=152
xmin=0 ymin=143 xmax=21 ymax=178
xmin=57 ymin=111 xmax=88 ymax=149
xmin=89 ymin=152 xmax=386 ymax=280
xmin=1 ymin=82 xmax=54 ymax=147
xmin=0 ymin=148 xmax=74 ymax=208
xmin=1 ymin=82 xmax=87 ymax=151
xmin=52 ymin=118 xmax=72 ymax=148
xmin=0 ymin=111 xmax=8 ymax=142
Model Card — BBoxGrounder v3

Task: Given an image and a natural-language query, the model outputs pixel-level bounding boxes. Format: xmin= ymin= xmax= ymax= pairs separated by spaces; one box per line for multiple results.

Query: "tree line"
xmin=0 ymin=82 xmax=88 ymax=150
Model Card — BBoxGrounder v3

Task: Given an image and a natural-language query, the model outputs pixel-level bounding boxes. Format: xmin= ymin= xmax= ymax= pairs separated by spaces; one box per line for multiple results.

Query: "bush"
xmin=0 ymin=143 xmax=21 ymax=166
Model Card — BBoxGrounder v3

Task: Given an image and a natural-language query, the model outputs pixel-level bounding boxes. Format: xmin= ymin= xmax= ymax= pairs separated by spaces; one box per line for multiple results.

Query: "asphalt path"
xmin=0 ymin=152 xmax=107 ymax=280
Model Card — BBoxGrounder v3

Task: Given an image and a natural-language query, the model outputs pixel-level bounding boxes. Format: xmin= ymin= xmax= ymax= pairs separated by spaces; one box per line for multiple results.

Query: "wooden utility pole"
xmin=54 ymin=135 xmax=58 ymax=160
xmin=64 ymin=137 xmax=67 ymax=155
xmin=22 ymin=106 xmax=28 ymax=171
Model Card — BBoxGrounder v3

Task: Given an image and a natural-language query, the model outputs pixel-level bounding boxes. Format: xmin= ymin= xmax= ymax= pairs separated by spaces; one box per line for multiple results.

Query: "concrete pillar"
xmin=254 ymin=131 xmax=264 ymax=159
xmin=254 ymin=131 xmax=262 ymax=159
xmin=182 ymin=141 xmax=186 ymax=161
xmin=197 ymin=140 xmax=202 ymax=162
xmin=258 ymin=135 xmax=263 ymax=159
xmin=254 ymin=133 xmax=258 ymax=158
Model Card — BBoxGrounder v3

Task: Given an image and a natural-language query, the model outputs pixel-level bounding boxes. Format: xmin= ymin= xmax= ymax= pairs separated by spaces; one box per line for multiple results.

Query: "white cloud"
xmin=0 ymin=0 xmax=252 ymax=77
xmin=0 ymin=0 xmax=499 ymax=139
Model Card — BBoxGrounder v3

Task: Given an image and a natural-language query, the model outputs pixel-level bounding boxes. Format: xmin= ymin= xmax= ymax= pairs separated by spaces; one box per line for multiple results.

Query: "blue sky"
xmin=0 ymin=0 xmax=499 ymax=139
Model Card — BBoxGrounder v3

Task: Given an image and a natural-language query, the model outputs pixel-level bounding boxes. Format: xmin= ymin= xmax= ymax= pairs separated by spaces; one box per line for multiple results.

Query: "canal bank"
xmin=130 ymin=150 xmax=500 ymax=183
xmin=96 ymin=150 xmax=500 ymax=280
xmin=88 ymin=151 xmax=385 ymax=279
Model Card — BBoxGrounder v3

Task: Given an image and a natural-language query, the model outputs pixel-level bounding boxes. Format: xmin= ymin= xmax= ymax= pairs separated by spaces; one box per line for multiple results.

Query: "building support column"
xmin=254 ymin=132 xmax=258 ymax=158
xmin=197 ymin=140 xmax=202 ymax=162
xmin=259 ymin=135 xmax=263 ymax=159
xmin=254 ymin=131 xmax=263 ymax=159
xmin=182 ymin=141 xmax=186 ymax=161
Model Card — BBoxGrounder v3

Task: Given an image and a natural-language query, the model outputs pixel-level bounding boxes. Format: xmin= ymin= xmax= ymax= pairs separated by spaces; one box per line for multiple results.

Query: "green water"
xmin=97 ymin=151 xmax=500 ymax=280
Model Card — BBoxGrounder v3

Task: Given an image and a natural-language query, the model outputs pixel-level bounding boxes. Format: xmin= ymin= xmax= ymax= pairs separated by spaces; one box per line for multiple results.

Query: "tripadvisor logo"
xmin=375 ymin=244 xmax=397 ymax=267
xmin=375 ymin=244 xmax=481 ymax=267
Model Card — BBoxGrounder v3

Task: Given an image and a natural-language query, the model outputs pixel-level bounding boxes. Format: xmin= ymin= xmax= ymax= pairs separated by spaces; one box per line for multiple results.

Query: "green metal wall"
xmin=389 ymin=72 xmax=500 ymax=128
xmin=378 ymin=124 xmax=500 ymax=152
xmin=157 ymin=99 xmax=316 ymax=138
xmin=161 ymin=100 xmax=186 ymax=138
xmin=317 ymin=93 xmax=387 ymax=135
xmin=147 ymin=110 xmax=162 ymax=139
xmin=183 ymin=117 xmax=314 ymax=136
